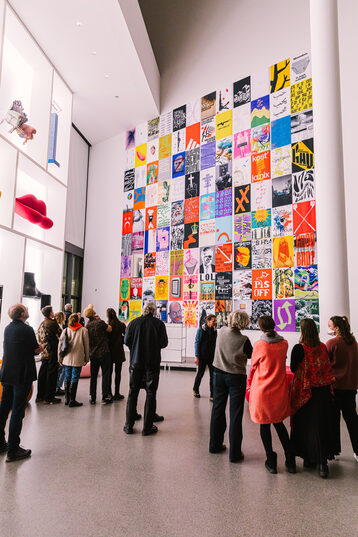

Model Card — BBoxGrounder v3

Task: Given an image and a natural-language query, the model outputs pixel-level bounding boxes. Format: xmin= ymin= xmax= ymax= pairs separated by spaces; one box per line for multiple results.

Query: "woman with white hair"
xmin=209 ymin=310 xmax=252 ymax=463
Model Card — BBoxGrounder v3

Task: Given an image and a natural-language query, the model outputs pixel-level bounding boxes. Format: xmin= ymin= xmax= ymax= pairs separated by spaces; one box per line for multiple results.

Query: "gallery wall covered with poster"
xmin=120 ymin=53 xmax=318 ymax=334
xmin=0 ymin=3 xmax=72 ymax=341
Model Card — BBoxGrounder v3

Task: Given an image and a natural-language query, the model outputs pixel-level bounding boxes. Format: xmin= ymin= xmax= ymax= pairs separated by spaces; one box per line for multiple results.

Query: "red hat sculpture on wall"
xmin=15 ymin=194 xmax=53 ymax=229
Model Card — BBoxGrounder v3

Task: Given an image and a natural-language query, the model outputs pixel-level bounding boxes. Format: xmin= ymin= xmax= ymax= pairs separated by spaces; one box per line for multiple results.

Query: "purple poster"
xmin=274 ymin=299 xmax=296 ymax=332
xmin=201 ymin=141 xmax=216 ymax=170
xmin=215 ymin=189 xmax=232 ymax=217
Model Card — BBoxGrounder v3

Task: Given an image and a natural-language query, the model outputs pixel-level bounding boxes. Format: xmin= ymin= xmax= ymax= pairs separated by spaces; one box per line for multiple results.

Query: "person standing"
xmin=193 ymin=314 xmax=217 ymax=400
xmin=209 ymin=311 xmax=252 ymax=463
xmin=36 ymin=305 xmax=62 ymax=404
xmin=326 ymin=315 xmax=358 ymax=462
xmin=290 ymin=318 xmax=335 ymax=478
xmin=248 ymin=316 xmax=295 ymax=474
xmin=84 ymin=304 xmax=112 ymax=404
xmin=54 ymin=311 xmax=66 ymax=396
xmin=123 ymin=302 xmax=168 ymax=436
xmin=58 ymin=313 xmax=89 ymax=407
xmin=0 ymin=304 xmax=41 ymax=462
xmin=106 ymin=308 xmax=126 ymax=400
xmin=63 ymin=303 xmax=72 ymax=328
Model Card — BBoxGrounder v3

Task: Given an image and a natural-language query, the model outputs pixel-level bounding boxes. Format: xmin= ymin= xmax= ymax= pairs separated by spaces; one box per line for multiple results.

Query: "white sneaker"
xmin=354 ymin=453 xmax=358 ymax=463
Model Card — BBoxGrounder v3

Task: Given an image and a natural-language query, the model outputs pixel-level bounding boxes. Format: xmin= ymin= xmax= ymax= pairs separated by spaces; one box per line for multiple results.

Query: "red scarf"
xmin=290 ymin=342 xmax=335 ymax=415
xmin=69 ymin=322 xmax=82 ymax=331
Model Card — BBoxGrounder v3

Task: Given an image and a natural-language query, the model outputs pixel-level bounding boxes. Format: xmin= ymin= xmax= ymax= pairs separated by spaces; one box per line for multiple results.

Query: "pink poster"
xmin=234 ymin=129 xmax=251 ymax=159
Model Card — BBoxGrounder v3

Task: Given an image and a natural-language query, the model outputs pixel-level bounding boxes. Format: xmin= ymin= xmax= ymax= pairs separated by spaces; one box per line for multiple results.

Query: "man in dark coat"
xmin=193 ymin=314 xmax=217 ymax=400
xmin=123 ymin=302 xmax=168 ymax=436
xmin=0 ymin=304 xmax=41 ymax=462
xmin=36 ymin=305 xmax=61 ymax=404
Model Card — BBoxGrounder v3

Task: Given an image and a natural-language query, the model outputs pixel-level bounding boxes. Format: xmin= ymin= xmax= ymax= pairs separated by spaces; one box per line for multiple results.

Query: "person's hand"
xmin=35 ymin=345 xmax=42 ymax=355
xmin=195 ymin=356 xmax=199 ymax=366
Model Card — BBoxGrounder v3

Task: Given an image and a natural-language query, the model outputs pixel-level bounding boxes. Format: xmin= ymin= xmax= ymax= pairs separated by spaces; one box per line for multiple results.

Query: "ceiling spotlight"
xmin=105 ymin=74 xmax=110 ymax=79
xmin=114 ymin=95 xmax=119 ymax=99
xmin=91 ymin=51 xmax=97 ymax=55
xmin=75 ymin=21 xmax=83 ymax=27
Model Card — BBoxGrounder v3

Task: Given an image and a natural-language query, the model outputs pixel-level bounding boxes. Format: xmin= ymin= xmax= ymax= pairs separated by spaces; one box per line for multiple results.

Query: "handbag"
xmin=60 ymin=328 xmax=71 ymax=358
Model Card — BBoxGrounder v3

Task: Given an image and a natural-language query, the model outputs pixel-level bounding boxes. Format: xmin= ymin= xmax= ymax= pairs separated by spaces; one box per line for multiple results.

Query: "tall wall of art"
xmin=0 ymin=3 xmax=72 ymax=343
xmin=120 ymin=53 xmax=318 ymax=336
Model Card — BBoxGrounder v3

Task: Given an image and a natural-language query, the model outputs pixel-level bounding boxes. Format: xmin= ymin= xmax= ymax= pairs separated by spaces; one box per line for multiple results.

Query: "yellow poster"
xmin=159 ymin=134 xmax=172 ymax=159
xmin=135 ymin=143 xmax=147 ymax=167
xmin=216 ymin=110 xmax=232 ymax=140
xmin=155 ymin=275 xmax=169 ymax=300
xmin=273 ymin=236 xmax=294 ymax=268
xmin=291 ymin=78 xmax=313 ymax=114
xmin=129 ymin=300 xmax=142 ymax=321
xmin=270 ymin=59 xmax=290 ymax=93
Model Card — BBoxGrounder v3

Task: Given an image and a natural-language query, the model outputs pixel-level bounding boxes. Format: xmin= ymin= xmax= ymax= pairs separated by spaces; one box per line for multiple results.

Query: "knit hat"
xmin=84 ymin=304 xmax=95 ymax=319
xmin=41 ymin=305 xmax=53 ymax=318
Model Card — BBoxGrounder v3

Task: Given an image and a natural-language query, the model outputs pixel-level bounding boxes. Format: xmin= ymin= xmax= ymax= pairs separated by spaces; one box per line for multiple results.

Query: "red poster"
xmin=143 ymin=253 xmax=156 ymax=276
xmin=130 ymin=277 xmax=143 ymax=299
xmin=122 ymin=211 xmax=133 ymax=234
xmin=293 ymin=201 xmax=316 ymax=235
xmin=186 ymin=122 xmax=200 ymax=150
xmin=169 ymin=276 xmax=183 ymax=300
xmin=251 ymin=150 xmax=271 ymax=182
xmin=184 ymin=197 xmax=200 ymax=224
xmin=145 ymin=207 xmax=157 ymax=230
xmin=252 ymin=269 xmax=272 ymax=300
xmin=215 ymin=243 xmax=233 ymax=273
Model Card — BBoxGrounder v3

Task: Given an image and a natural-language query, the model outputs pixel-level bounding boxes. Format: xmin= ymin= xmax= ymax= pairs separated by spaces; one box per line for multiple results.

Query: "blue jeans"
xmin=0 ymin=383 xmax=31 ymax=453
xmin=209 ymin=370 xmax=246 ymax=461
xmin=57 ymin=366 xmax=66 ymax=388
xmin=64 ymin=366 xmax=82 ymax=383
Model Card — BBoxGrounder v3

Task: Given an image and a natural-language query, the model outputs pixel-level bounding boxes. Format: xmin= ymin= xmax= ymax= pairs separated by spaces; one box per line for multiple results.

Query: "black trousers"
xmin=260 ymin=422 xmax=294 ymax=462
xmin=0 ymin=383 xmax=31 ymax=453
xmin=193 ymin=360 xmax=213 ymax=396
xmin=109 ymin=361 xmax=123 ymax=396
xmin=90 ymin=353 xmax=112 ymax=400
xmin=37 ymin=355 xmax=59 ymax=401
xmin=332 ymin=389 xmax=358 ymax=455
xmin=209 ymin=370 xmax=246 ymax=461
xmin=126 ymin=368 xmax=160 ymax=431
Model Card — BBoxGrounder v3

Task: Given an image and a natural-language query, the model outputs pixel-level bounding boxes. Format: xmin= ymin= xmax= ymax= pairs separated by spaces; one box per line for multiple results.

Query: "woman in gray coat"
xmin=58 ymin=313 xmax=89 ymax=407
xmin=209 ymin=311 xmax=252 ymax=463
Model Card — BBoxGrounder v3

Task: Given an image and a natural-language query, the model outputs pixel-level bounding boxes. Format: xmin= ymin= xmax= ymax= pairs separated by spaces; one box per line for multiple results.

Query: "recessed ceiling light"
xmin=75 ymin=21 xmax=83 ymax=27
xmin=91 ymin=51 xmax=97 ymax=55
xmin=114 ymin=95 xmax=119 ymax=99
xmin=105 ymin=74 xmax=110 ymax=79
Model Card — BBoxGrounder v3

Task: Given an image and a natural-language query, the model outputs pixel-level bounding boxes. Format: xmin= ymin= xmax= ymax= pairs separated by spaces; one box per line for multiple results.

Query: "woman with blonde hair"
xmin=209 ymin=310 xmax=252 ymax=463
xmin=248 ymin=316 xmax=295 ymax=474
xmin=326 ymin=315 xmax=358 ymax=462
xmin=58 ymin=313 xmax=89 ymax=407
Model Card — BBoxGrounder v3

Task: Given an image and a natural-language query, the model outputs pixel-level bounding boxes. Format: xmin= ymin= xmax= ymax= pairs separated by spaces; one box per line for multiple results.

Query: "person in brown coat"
xmin=58 ymin=313 xmax=89 ymax=407
xmin=36 ymin=306 xmax=62 ymax=404
xmin=106 ymin=308 xmax=126 ymax=400
xmin=327 ymin=315 xmax=358 ymax=462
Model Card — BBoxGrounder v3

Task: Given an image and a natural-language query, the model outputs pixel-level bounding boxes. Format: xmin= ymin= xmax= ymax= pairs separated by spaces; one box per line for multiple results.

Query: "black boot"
xmin=64 ymin=381 xmax=70 ymax=405
xmin=22 ymin=272 xmax=43 ymax=298
xmin=265 ymin=451 xmax=278 ymax=474
xmin=69 ymin=382 xmax=83 ymax=407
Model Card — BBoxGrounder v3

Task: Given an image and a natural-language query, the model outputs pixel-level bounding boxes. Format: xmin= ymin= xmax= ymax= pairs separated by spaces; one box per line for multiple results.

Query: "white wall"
xmin=82 ymin=132 xmax=125 ymax=318
xmin=83 ymin=0 xmax=313 ymax=357
xmin=338 ymin=0 xmax=358 ymax=332
xmin=65 ymin=127 xmax=89 ymax=249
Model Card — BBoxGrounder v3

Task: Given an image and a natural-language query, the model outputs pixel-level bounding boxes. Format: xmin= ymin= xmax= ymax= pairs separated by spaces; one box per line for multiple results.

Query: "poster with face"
xmin=168 ymin=301 xmax=183 ymax=323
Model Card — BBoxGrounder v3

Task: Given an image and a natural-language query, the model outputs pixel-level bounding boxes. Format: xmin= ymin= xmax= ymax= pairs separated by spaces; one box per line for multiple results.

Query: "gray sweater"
xmin=213 ymin=326 xmax=251 ymax=375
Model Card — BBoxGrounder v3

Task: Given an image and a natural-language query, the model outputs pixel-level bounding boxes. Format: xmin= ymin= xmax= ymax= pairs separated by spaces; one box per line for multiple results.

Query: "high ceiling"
xmin=8 ymin=0 xmax=160 ymax=144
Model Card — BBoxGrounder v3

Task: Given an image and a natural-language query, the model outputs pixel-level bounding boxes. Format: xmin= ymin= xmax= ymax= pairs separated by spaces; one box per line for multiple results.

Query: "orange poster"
xmin=252 ymin=269 xmax=272 ymax=300
xmin=273 ymin=236 xmax=294 ymax=268
xmin=251 ymin=150 xmax=271 ymax=182
xmin=186 ymin=122 xmax=200 ymax=150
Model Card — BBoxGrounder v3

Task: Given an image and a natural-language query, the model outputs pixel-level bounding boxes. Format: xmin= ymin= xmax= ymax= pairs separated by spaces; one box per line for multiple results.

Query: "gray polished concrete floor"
xmin=0 ymin=367 xmax=357 ymax=537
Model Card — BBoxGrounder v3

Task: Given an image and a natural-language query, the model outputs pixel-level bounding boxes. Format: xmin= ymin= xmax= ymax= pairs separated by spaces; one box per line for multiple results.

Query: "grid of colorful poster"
xmin=121 ymin=54 xmax=318 ymax=330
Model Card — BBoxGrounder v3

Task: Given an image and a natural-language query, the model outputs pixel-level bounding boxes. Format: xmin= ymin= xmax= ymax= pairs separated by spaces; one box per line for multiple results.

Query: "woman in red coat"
xmin=248 ymin=316 xmax=295 ymax=474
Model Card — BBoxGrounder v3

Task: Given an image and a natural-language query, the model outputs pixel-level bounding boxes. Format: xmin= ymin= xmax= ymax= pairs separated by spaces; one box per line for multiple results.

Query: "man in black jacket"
xmin=36 ymin=305 xmax=61 ymax=404
xmin=0 ymin=304 xmax=41 ymax=462
xmin=123 ymin=302 xmax=168 ymax=436
xmin=193 ymin=314 xmax=217 ymax=400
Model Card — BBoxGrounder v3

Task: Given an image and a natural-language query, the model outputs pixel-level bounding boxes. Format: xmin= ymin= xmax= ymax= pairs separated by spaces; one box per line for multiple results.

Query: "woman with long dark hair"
xmin=326 ymin=316 xmax=358 ymax=462
xmin=290 ymin=318 xmax=335 ymax=478
xmin=248 ymin=316 xmax=295 ymax=474
xmin=106 ymin=308 xmax=126 ymax=400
